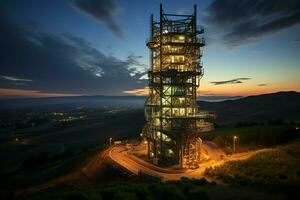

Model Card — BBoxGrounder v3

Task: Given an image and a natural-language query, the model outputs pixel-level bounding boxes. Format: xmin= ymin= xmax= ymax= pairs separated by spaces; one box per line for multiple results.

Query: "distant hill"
xmin=199 ymin=91 xmax=300 ymax=125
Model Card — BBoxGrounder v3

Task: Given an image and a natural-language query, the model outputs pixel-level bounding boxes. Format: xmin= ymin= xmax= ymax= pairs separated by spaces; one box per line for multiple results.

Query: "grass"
xmin=0 ymin=145 xmax=106 ymax=192
xmin=19 ymin=178 xmax=284 ymax=200
xmin=204 ymin=139 xmax=300 ymax=198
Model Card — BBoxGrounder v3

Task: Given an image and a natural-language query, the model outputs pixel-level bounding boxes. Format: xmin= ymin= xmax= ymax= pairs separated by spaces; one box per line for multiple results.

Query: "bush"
xmin=22 ymin=152 xmax=50 ymax=170
xmin=187 ymin=187 xmax=209 ymax=200
xmin=22 ymin=150 xmax=75 ymax=170
xmin=113 ymin=191 xmax=137 ymax=200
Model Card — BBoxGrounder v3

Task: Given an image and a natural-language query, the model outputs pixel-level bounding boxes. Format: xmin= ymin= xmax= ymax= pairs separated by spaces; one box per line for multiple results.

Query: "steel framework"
xmin=142 ymin=4 xmax=215 ymax=169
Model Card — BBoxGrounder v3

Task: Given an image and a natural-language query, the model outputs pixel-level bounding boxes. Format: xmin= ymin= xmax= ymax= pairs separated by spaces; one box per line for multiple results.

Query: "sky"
xmin=0 ymin=0 xmax=299 ymax=98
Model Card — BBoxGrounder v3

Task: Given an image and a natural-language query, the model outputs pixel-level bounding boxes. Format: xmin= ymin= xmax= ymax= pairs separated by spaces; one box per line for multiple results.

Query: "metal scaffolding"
xmin=142 ymin=4 xmax=215 ymax=169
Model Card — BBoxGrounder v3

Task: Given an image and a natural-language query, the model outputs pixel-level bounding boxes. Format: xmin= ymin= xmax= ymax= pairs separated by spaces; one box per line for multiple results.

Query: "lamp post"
xmin=196 ymin=137 xmax=202 ymax=162
xmin=233 ymin=136 xmax=238 ymax=153
xmin=109 ymin=137 xmax=112 ymax=146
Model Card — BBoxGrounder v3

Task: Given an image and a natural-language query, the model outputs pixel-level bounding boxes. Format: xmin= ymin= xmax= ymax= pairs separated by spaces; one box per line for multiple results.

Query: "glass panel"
xmin=173 ymin=86 xmax=185 ymax=95
xmin=162 ymin=107 xmax=171 ymax=117
xmin=172 ymin=35 xmax=185 ymax=43
xmin=163 ymin=86 xmax=172 ymax=95
xmin=154 ymin=118 xmax=160 ymax=126
xmin=162 ymin=133 xmax=171 ymax=142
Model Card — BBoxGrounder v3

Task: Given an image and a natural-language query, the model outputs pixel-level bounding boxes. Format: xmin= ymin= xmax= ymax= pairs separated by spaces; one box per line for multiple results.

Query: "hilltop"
xmin=199 ymin=91 xmax=300 ymax=125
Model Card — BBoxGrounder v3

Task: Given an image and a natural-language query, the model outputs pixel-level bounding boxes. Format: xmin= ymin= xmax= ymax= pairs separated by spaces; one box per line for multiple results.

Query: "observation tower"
xmin=142 ymin=4 xmax=215 ymax=169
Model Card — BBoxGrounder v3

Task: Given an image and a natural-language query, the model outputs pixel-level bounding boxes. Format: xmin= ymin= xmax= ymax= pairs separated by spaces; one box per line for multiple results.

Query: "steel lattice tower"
xmin=142 ymin=4 xmax=215 ymax=169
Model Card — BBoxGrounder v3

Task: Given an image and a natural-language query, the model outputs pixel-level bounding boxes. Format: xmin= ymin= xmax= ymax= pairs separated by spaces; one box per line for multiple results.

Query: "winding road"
xmin=109 ymin=141 xmax=262 ymax=181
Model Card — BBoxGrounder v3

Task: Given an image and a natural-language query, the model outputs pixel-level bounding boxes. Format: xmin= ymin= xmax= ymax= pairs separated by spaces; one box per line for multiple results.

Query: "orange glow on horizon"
xmin=123 ymin=87 xmax=149 ymax=96
xmin=123 ymin=85 xmax=300 ymax=97
xmin=199 ymin=81 xmax=300 ymax=96
xmin=0 ymin=88 xmax=83 ymax=98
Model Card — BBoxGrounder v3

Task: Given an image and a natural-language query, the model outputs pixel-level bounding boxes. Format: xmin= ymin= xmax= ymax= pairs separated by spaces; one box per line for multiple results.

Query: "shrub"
xmin=187 ymin=187 xmax=209 ymax=200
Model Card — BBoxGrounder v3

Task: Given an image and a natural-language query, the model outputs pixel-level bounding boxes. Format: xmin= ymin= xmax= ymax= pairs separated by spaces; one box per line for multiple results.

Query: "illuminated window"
xmin=154 ymin=118 xmax=160 ymax=126
xmin=163 ymin=86 xmax=172 ymax=95
xmin=162 ymin=133 xmax=171 ymax=142
xmin=162 ymin=107 xmax=171 ymax=117
xmin=173 ymin=86 xmax=185 ymax=95
xmin=173 ymin=97 xmax=185 ymax=105
xmin=171 ymin=46 xmax=183 ymax=53
xmin=172 ymin=35 xmax=185 ymax=43
xmin=167 ymin=149 xmax=174 ymax=156
xmin=162 ymin=96 xmax=171 ymax=105
xmin=187 ymin=108 xmax=194 ymax=115
xmin=156 ymin=131 xmax=161 ymax=138
xmin=172 ymin=108 xmax=185 ymax=116
xmin=170 ymin=55 xmax=185 ymax=63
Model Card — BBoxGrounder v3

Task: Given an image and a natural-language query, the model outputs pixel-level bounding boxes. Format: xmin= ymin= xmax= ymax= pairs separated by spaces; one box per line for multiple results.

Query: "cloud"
xmin=295 ymin=37 xmax=300 ymax=42
xmin=197 ymin=90 xmax=213 ymax=96
xmin=210 ymin=78 xmax=251 ymax=85
xmin=123 ymin=87 xmax=149 ymax=96
xmin=0 ymin=12 xmax=146 ymax=96
xmin=0 ymin=75 xmax=32 ymax=82
xmin=204 ymin=0 xmax=300 ymax=47
xmin=70 ymin=0 xmax=125 ymax=38
xmin=258 ymin=83 xmax=267 ymax=86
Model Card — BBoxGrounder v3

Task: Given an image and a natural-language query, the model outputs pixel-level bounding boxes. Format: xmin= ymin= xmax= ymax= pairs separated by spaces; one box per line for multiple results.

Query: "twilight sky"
xmin=0 ymin=0 xmax=299 ymax=98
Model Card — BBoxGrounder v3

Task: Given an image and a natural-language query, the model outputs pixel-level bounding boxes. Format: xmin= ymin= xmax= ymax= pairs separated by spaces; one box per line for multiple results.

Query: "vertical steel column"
xmin=159 ymin=3 xmax=163 ymax=163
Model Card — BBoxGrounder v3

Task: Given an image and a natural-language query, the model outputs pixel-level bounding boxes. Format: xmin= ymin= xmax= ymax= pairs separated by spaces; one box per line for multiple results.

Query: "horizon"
xmin=0 ymin=90 xmax=298 ymax=100
xmin=0 ymin=92 xmax=241 ymax=101
xmin=0 ymin=0 xmax=299 ymax=98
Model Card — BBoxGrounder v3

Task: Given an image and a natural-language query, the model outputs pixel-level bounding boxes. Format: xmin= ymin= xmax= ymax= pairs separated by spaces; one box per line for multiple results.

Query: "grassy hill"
xmin=204 ymin=139 xmax=300 ymax=199
xmin=202 ymin=125 xmax=299 ymax=153
xmin=199 ymin=91 xmax=300 ymax=125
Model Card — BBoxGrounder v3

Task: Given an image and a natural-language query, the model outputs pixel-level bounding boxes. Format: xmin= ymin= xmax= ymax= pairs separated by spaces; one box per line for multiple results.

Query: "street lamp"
xmin=199 ymin=137 xmax=202 ymax=161
xmin=109 ymin=137 xmax=112 ymax=146
xmin=233 ymin=136 xmax=238 ymax=153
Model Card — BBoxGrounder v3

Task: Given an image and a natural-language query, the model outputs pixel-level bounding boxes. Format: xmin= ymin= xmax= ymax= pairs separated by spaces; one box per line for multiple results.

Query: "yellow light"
xmin=179 ymin=35 xmax=185 ymax=40
xmin=168 ymin=149 xmax=174 ymax=154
